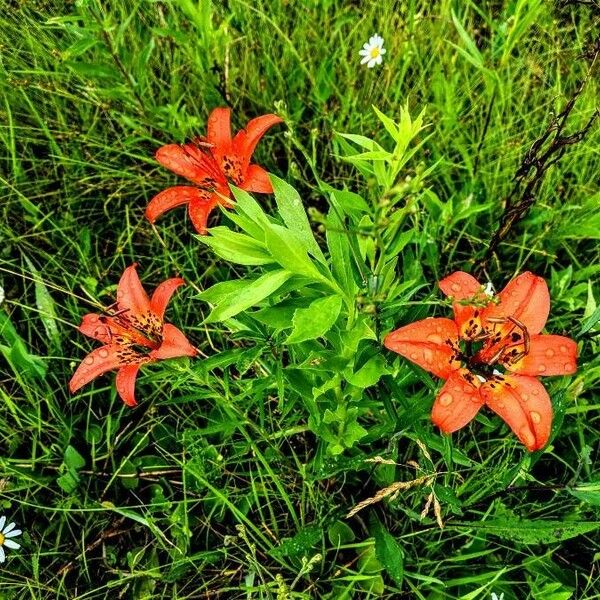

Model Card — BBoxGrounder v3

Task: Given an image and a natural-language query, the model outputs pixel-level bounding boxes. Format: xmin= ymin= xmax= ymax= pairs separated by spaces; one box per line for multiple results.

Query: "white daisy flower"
xmin=0 ymin=516 xmax=22 ymax=563
xmin=0 ymin=284 xmax=4 ymax=306
xmin=359 ymin=34 xmax=386 ymax=68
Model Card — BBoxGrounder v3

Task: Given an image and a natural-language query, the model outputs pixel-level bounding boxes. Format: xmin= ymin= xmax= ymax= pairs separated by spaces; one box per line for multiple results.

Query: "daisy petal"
xmin=0 ymin=516 xmax=5 ymax=531
xmin=361 ymin=55 xmax=370 ymax=64
xmin=3 ymin=522 xmax=15 ymax=534
xmin=3 ymin=539 xmax=20 ymax=550
xmin=0 ymin=546 xmax=5 ymax=562
xmin=4 ymin=529 xmax=21 ymax=538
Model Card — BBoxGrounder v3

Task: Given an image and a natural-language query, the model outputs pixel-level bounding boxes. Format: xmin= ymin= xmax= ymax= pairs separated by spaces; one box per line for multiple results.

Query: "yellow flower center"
xmin=0 ymin=533 xmax=4 ymax=545
xmin=370 ymin=47 xmax=380 ymax=58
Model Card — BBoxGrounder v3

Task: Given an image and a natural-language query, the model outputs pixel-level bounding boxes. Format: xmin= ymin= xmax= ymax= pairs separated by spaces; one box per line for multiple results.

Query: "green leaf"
xmin=271 ymin=175 xmax=325 ymax=263
xmin=0 ymin=313 xmax=47 ymax=380
xmin=452 ymin=518 xmax=600 ymax=544
xmin=580 ymin=305 xmax=600 ymax=336
xmin=204 ymin=270 xmax=292 ymax=323
xmin=347 ymin=355 xmax=390 ymax=388
xmin=286 ymin=295 xmax=342 ymax=344
xmin=264 ymin=223 xmax=325 ymax=281
xmin=369 ymin=515 xmax=404 ymax=587
xmin=450 ymin=10 xmax=485 ymax=70
xmin=328 ymin=520 xmax=355 ymax=546
xmin=57 ymin=471 xmax=79 ymax=494
xmin=326 ymin=208 xmax=356 ymax=296
xmin=198 ymin=279 xmax=250 ymax=305
xmin=372 ymin=105 xmax=400 ymax=142
xmin=64 ymin=445 xmax=86 ymax=470
xmin=198 ymin=227 xmax=274 ymax=265
xmin=269 ymin=524 xmax=323 ymax=559
xmin=567 ymin=481 xmax=600 ymax=506
xmin=24 ymin=255 xmax=61 ymax=350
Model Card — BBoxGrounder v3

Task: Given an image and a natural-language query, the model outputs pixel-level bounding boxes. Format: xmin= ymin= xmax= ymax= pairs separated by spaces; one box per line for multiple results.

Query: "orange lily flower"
xmin=384 ymin=271 xmax=577 ymax=451
xmin=69 ymin=264 xmax=196 ymax=407
xmin=146 ymin=107 xmax=283 ymax=234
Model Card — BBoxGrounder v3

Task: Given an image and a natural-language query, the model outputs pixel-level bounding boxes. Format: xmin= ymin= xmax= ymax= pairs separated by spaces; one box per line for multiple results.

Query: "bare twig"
xmin=475 ymin=44 xmax=599 ymax=278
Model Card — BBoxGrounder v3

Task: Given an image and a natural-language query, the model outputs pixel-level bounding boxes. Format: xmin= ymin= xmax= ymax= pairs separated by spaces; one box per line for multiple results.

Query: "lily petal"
xmin=481 ymin=374 xmax=552 ymax=451
xmin=150 ymin=323 xmax=196 ymax=360
xmin=439 ymin=271 xmax=489 ymax=339
xmin=188 ymin=193 xmax=220 ymax=234
xmin=69 ymin=344 xmax=144 ymax=393
xmin=232 ymin=114 xmax=283 ymax=170
xmin=78 ymin=313 xmax=113 ymax=344
xmin=384 ymin=317 xmax=461 ymax=379
xmin=150 ymin=278 xmax=185 ymax=320
xmin=78 ymin=313 xmax=153 ymax=348
xmin=206 ymin=107 xmax=232 ymax=160
xmin=146 ymin=186 xmax=212 ymax=224
xmin=155 ymin=144 xmax=218 ymax=186
xmin=115 ymin=363 xmax=142 ymax=407
xmin=432 ymin=369 xmax=485 ymax=433
xmin=509 ymin=334 xmax=577 ymax=377
xmin=240 ymin=164 xmax=273 ymax=193
xmin=484 ymin=272 xmax=550 ymax=335
xmin=116 ymin=265 xmax=164 ymax=338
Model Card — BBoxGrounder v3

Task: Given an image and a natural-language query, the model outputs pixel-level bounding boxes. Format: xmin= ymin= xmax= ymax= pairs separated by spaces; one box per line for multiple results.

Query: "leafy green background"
xmin=1 ymin=0 xmax=599 ymax=598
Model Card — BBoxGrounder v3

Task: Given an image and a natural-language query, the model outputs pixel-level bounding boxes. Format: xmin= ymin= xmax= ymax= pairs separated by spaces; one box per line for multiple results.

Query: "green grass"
xmin=1 ymin=0 xmax=599 ymax=598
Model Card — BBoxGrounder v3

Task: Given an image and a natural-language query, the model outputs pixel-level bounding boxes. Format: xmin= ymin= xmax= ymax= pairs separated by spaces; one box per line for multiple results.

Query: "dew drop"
xmin=564 ymin=363 xmax=574 ymax=372
xmin=85 ymin=356 xmax=94 ymax=365
xmin=439 ymin=392 xmax=453 ymax=406
xmin=559 ymin=344 xmax=568 ymax=354
xmin=537 ymin=364 xmax=546 ymax=373
xmin=545 ymin=348 xmax=555 ymax=358
xmin=497 ymin=401 xmax=505 ymax=409
xmin=410 ymin=352 xmax=418 ymax=360
xmin=530 ymin=411 xmax=541 ymax=424
xmin=99 ymin=348 xmax=109 ymax=358
xmin=531 ymin=388 xmax=539 ymax=396
xmin=451 ymin=283 xmax=461 ymax=293
xmin=423 ymin=349 xmax=434 ymax=363
xmin=521 ymin=393 xmax=529 ymax=402
xmin=427 ymin=334 xmax=442 ymax=344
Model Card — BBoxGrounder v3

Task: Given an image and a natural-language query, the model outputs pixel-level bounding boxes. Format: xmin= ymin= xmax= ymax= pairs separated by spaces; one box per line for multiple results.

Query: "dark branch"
xmin=475 ymin=44 xmax=599 ymax=278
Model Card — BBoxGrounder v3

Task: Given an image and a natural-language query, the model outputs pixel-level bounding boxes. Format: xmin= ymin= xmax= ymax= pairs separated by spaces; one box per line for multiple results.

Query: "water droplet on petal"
xmin=531 ymin=388 xmax=539 ymax=396
xmin=439 ymin=392 xmax=453 ymax=406
xmin=85 ymin=356 xmax=94 ymax=365
xmin=427 ymin=334 xmax=442 ymax=344
xmin=521 ymin=393 xmax=529 ymax=402
xmin=99 ymin=348 xmax=109 ymax=358
xmin=530 ymin=411 xmax=541 ymax=424
xmin=559 ymin=345 xmax=568 ymax=354
xmin=451 ymin=283 xmax=461 ymax=293
xmin=410 ymin=352 xmax=418 ymax=360
xmin=545 ymin=348 xmax=555 ymax=358
xmin=423 ymin=349 xmax=433 ymax=364
xmin=537 ymin=364 xmax=546 ymax=373
xmin=564 ymin=363 xmax=574 ymax=372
